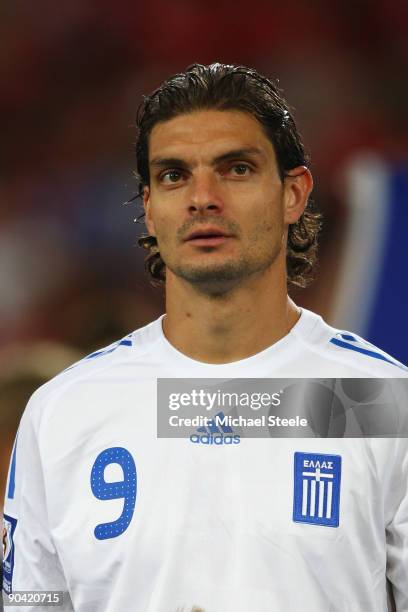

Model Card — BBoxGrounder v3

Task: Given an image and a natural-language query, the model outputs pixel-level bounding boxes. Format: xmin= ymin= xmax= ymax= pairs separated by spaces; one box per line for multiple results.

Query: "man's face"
xmin=144 ymin=109 xmax=298 ymax=294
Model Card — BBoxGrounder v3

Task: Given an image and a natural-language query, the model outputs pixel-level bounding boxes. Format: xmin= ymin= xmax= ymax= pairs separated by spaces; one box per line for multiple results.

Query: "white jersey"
xmin=3 ymin=308 xmax=408 ymax=612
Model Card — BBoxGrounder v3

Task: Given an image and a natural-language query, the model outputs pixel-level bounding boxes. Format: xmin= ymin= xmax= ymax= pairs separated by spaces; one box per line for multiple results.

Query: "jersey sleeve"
xmin=385 ymin=436 xmax=408 ymax=611
xmin=2 ymin=394 xmax=74 ymax=611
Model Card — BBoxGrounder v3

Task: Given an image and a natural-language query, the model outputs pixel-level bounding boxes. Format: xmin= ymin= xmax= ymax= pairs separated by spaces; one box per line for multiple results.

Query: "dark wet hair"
xmin=135 ymin=62 xmax=321 ymax=288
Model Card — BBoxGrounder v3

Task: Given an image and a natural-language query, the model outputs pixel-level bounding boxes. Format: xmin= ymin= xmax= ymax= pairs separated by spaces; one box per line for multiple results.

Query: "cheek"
xmin=152 ymin=220 xmax=166 ymax=244
xmin=146 ymin=202 xmax=165 ymax=234
xmin=150 ymin=213 xmax=175 ymax=249
xmin=147 ymin=190 xmax=181 ymax=230
xmin=145 ymin=213 xmax=155 ymax=236
xmin=250 ymin=197 xmax=284 ymax=232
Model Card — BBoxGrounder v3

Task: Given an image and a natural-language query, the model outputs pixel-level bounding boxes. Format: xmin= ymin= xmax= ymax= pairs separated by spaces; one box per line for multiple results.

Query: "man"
xmin=3 ymin=63 xmax=408 ymax=611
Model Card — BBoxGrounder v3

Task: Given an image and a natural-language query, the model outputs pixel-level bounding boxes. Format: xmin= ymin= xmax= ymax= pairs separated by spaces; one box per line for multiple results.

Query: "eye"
xmin=229 ymin=163 xmax=252 ymax=176
xmin=159 ymin=169 xmax=184 ymax=184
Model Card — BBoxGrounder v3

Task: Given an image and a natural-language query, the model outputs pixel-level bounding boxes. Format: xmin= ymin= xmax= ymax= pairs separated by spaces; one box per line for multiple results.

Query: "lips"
xmin=185 ymin=227 xmax=231 ymax=241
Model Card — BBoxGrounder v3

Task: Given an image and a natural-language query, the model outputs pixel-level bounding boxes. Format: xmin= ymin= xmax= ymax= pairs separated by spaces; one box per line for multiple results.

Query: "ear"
xmin=143 ymin=186 xmax=156 ymax=237
xmin=283 ymin=166 xmax=314 ymax=225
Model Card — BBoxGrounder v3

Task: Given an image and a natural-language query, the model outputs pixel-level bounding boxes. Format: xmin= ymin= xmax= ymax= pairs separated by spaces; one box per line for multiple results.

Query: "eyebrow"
xmin=149 ymin=147 xmax=266 ymax=170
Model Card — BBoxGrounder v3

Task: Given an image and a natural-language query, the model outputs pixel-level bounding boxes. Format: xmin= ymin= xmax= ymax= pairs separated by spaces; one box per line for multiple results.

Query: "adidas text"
xmin=189 ymin=434 xmax=241 ymax=445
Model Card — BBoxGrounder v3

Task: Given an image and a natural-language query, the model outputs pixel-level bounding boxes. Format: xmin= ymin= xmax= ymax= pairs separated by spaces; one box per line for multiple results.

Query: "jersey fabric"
xmin=3 ymin=308 xmax=408 ymax=612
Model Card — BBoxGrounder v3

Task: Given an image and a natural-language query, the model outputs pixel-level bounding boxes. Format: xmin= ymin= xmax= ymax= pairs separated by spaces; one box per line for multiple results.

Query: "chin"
xmin=174 ymin=260 xmax=247 ymax=283
xmin=170 ymin=259 xmax=267 ymax=297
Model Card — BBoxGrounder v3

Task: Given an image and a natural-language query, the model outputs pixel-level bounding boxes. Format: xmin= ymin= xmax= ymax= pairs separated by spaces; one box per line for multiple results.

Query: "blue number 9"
xmin=90 ymin=447 xmax=137 ymax=540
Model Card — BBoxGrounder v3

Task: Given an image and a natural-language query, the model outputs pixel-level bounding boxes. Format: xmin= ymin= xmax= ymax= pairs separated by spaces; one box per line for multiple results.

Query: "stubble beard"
xmin=159 ymin=213 xmax=285 ymax=296
xmin=168 ymin=243 xmax=282 ymax=297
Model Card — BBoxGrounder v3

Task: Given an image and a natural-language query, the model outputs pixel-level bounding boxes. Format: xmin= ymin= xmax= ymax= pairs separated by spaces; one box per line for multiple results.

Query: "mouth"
xmin=184 ymin=227 xmax=233 ymax=247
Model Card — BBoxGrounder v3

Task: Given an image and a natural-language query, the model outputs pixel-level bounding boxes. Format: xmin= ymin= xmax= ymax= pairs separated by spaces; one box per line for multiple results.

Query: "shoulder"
xmin=293 ymin=308 xmax=408 ymax=377
xmin=24 ymin=316 xmax=165 ymax=424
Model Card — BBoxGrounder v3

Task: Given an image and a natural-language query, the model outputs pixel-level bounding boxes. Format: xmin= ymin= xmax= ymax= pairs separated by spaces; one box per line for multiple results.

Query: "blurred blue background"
xmin=0 ymin=0 xmax=407 ymax=502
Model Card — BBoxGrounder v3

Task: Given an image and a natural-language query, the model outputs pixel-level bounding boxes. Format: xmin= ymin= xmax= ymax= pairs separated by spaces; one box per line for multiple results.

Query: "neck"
xmin=163 ymin=262 xmax=300 ymax=364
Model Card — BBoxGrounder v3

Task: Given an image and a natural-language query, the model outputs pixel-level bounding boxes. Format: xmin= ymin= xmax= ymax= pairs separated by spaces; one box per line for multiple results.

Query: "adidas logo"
xmin=189 ymin=433 xmax=240 ymax=445
xmin=189 ymin=411 xmax=241 ymax=445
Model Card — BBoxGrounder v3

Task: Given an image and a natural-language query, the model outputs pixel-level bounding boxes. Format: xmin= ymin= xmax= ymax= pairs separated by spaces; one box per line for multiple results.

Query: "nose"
xmin=187 ymin=170 xmax=224 ymax=216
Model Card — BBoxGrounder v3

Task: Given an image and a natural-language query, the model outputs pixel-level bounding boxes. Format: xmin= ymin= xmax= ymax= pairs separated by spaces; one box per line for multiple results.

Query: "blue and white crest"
xmin=293 ymin=452 xmax=341 ymax=527
xmin=3 ymin=514 xmax=18 ymax=594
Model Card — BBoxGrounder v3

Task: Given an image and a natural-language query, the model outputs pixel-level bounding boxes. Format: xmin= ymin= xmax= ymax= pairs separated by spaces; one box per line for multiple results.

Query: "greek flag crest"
xmin=293 ymin=452 xmax=341 ymax=527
